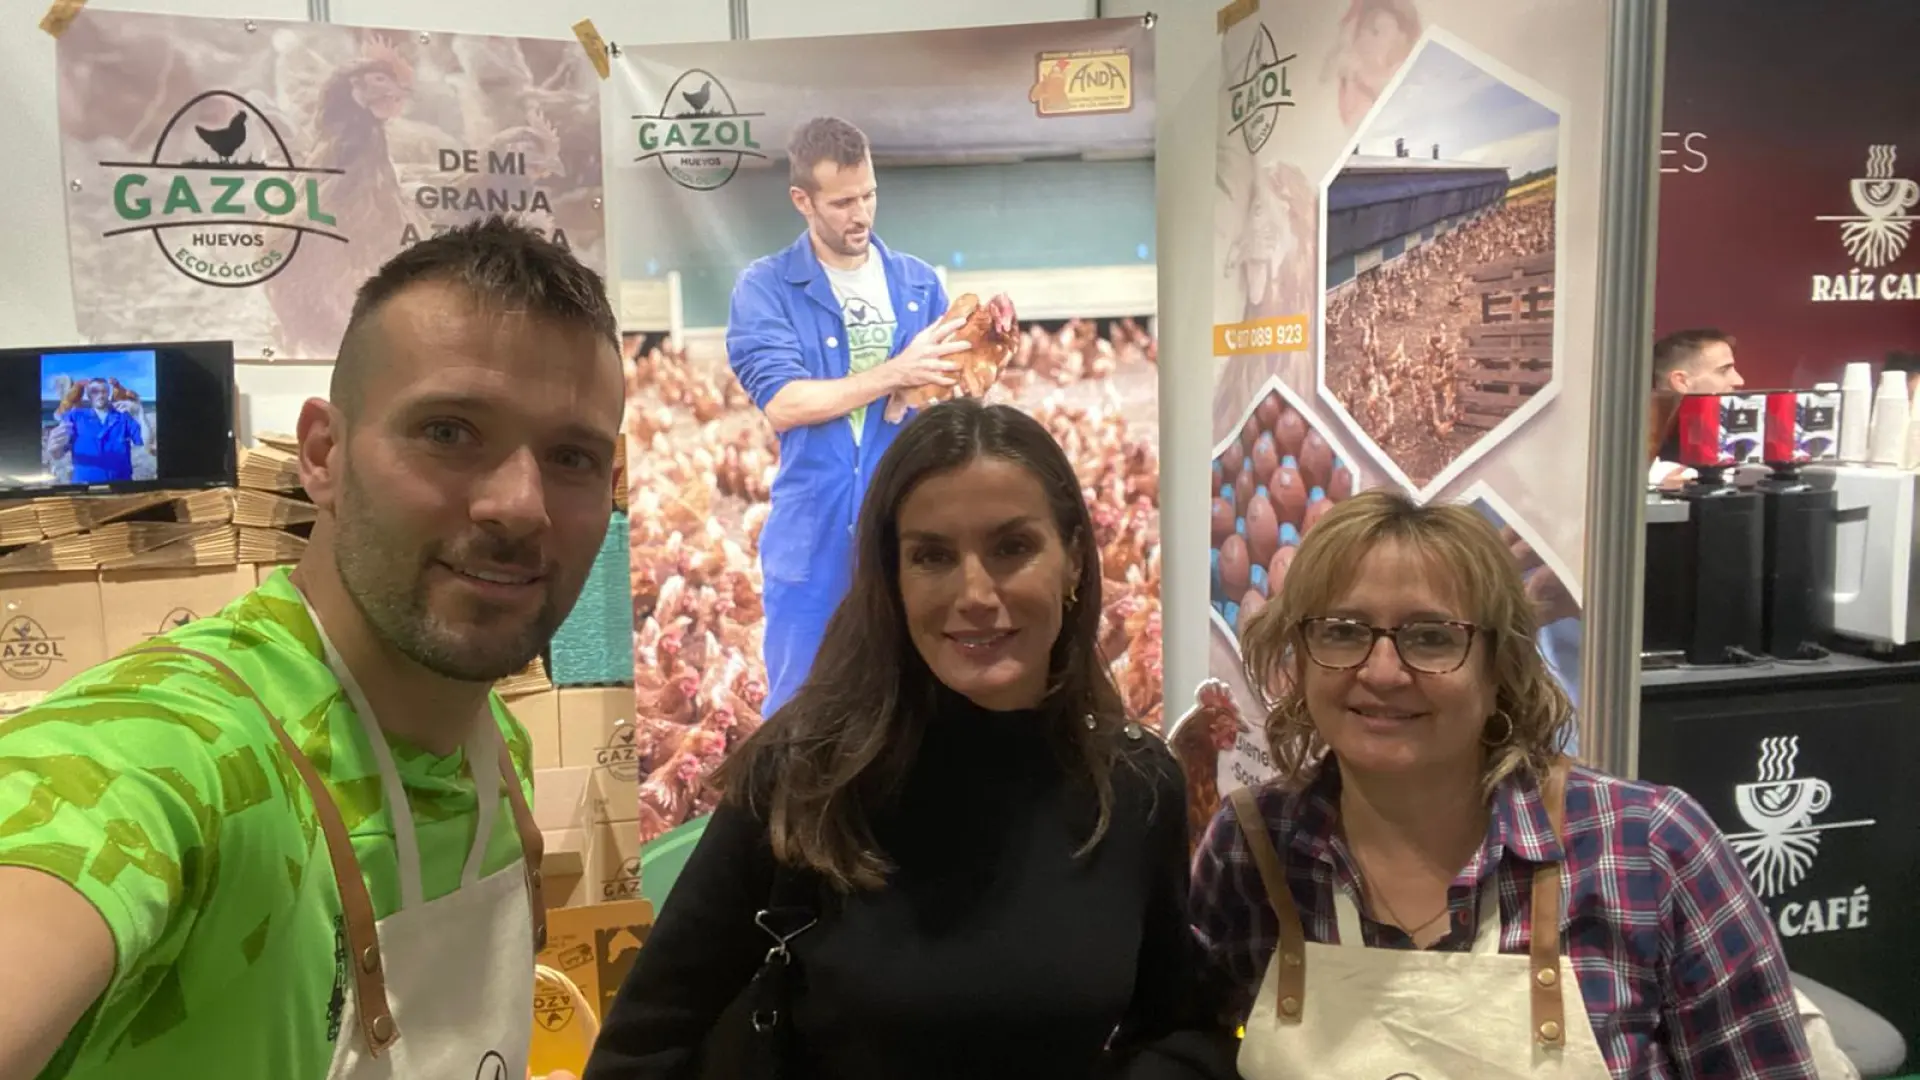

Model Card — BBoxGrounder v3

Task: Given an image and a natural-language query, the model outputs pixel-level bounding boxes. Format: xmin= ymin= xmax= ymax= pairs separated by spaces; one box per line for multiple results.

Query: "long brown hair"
xmin=712 ymin=398 xmax=1129 ymax=891
xmin=1240 ymin=489 xmax=1572 ymax=796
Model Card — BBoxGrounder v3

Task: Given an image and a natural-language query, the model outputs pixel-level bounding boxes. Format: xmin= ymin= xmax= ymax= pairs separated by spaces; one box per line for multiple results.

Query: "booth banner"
xmin=54 ymin=10 xmax=606 ymax=360
xmin=1656 ymin=0 xmax=1920 ymax=388
xmin=1186 ymin=0 xmax=1607 ymax=811
xmin=609 ymin=20 xmax=1160 ymax=853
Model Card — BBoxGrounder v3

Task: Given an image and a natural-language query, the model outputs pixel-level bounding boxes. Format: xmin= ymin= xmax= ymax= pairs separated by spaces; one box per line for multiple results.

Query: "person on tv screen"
xmin=45 ymin=377 xmax=151 ymax=484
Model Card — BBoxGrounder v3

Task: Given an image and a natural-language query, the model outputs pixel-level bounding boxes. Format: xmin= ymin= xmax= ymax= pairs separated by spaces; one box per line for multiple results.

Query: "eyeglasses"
xmin=1297 ymin=617 xmax=1483 ymax=675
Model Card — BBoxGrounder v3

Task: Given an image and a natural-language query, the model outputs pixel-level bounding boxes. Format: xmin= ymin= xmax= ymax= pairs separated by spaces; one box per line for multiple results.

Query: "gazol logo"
xmin=0 ymin=615 xmax=64 ymax=682
xmin=97 ymin=90 xmax=347 ymax=287
xmin=632 ymin=69 xmax=765 ymax=191
xmin=603 ymin=856 xmax=644 ymax=902
xmin=1227 ymin=24 xmax=1296 ymax=155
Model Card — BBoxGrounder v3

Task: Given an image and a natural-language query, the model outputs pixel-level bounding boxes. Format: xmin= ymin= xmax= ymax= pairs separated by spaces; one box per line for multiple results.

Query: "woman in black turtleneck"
xmin=583 ymin=400 xmax=1232 ymax=1080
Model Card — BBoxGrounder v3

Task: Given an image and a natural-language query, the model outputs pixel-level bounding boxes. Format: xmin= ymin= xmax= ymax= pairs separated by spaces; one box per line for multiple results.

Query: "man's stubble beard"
xmin=331 ymin=460 xmax=562 ymax=683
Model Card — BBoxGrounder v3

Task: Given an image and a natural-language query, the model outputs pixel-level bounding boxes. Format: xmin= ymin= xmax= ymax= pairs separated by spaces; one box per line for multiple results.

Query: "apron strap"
xmin=135 ymin=645 xmax=401 ymax=1057
xmin=1529 ymin=755 xmax=1574 ymax=1047
xmin=496 ymin=740 xmax=548 ymax=952
xmin=1228 ymin=786 xmax=1307 ymax=1023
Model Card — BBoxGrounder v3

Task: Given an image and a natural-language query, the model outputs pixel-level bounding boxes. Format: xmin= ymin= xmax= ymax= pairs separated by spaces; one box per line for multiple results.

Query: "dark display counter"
xmin=1639 ymin=653 xmax=1919 ymax=1064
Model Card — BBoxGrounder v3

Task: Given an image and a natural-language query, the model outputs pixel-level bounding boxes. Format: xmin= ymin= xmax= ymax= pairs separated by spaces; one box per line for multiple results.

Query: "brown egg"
xmin=1234 ymin=466 xmax=1255 ymax=511
xmin=1275 ymin=405 xmax=1307 ymax=458
xmin=1255 ymin=393 xmax=1282 ymax=433
xmin=1246 ymin=494 xmax=1280 ymax=567
xmin=1211 ymin=497 xmax=1236 ymax=544
xmin=1238 ymin=589 xmax=1267 ymax=635
xmin=1242 ymin=415 xmax=1261 ymax=454
xmin=1269 ymin=545 xmax=1296 ymax=597
xmin=1220 ymin=440 xmax=1245 ymax=478
xmin=1219 ymin=534 xmax=1251 ymax=597
xmin=1251 ymin=432 xmax=1280 ymax=486
xmin=1303 ymin=494 xmax=1335 ymax=534
xmin=1300 ymin=429 xmax=1334 ymax=490
xmin=1270 ymin=463 xmax=1308 ymax=527
xmin=1328 ymin=459 xmax=1354 ymax=502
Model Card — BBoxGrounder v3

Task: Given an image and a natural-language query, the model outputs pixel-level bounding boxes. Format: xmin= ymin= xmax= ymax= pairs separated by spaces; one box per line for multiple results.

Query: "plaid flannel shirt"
xmin=1190 ymin=761 xmax=1817 ymax=1079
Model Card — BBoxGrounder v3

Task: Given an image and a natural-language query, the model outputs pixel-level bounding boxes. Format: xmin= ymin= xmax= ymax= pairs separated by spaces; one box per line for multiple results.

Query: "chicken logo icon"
xmin=633 ymin=70 xmax=765 ymax=191
xmin=1228 ymin=24 xmax=1296 ymax=155
xmin=148 ymin=607 xmax=200 ymax=639
xmin=96 ymin=90 xmax=349 ymax=288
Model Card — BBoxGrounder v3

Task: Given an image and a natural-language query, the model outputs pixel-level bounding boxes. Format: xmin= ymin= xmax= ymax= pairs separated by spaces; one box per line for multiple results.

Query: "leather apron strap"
xmin=498 ymin=741 xmax=548 ymax=952
xmin=1530 ymin=755 xmax=1574 ymax=1047
xmin=1229 ymin=786 xmax=1307 ymax=1022
xmin=137 ymin=645 xmax=548 ymax=1055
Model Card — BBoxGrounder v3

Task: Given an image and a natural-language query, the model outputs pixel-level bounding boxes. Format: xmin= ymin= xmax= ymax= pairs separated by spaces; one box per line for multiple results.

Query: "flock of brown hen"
xmin=618 ymin=311 xmax=1161 ymax=843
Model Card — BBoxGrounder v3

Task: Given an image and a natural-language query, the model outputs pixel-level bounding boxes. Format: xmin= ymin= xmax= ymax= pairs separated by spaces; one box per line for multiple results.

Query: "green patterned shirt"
xmin=0 ymin=568 xmax=535 ymax=1079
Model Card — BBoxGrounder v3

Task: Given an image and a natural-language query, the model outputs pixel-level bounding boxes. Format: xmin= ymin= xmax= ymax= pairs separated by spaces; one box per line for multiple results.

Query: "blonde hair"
xmin=1240 ymin=488 xmax=1572 ymax=795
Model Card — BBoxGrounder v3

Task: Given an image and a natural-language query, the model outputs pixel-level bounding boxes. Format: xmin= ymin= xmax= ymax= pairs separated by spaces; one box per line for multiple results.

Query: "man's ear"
xmin=1665 ymin=368 xmax=1691 ymax=394
xmin=295 ymin=397 xmax=344 ymax=514
xmin=789 ymin=186 xmax=811 ymax=217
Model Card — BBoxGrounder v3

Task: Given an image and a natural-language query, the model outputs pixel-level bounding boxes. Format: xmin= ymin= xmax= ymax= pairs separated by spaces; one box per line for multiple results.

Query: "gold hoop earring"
xmin=1065 ymin=581 xmax=1079 ymax=607
xmin=1481 ymin=710 xmax=1515 ymax=748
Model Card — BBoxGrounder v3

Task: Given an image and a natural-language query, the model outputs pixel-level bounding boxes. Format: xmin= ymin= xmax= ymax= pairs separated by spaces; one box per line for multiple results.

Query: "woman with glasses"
xmin=1189 ymin=489 xmax=1817 ymax=1079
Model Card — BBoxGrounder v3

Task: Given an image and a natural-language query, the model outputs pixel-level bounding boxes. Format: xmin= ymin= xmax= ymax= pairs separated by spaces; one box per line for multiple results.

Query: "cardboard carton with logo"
xmin=557 ymin=686 xmax=639 ymax=825
xmin=0 ymin=572 xmax=107 ymax=693
xmin=99 ymin=565 xmax=256 ymax=657
xmin=535 ymin=897 xmax=653 ymax=1051
xmin=504 ymin=689 xmax=562 ymax=770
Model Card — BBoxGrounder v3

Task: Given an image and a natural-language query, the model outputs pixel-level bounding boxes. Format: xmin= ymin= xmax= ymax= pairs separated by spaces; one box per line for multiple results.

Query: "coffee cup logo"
xmin=1725 ymin=736 xmax=1874 ymax=898
xmin=1826 ymin=145 xmax=1916 ymax=269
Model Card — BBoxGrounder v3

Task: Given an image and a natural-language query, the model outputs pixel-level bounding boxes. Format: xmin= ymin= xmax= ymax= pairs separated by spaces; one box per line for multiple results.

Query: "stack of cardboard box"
xmin=532 ymin=686 xmax=653 ymax=1033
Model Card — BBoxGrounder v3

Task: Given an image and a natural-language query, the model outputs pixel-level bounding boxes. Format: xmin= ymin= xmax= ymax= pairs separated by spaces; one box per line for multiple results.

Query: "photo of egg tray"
xmin=1209 ymin=377 xmax=1369 ymax=645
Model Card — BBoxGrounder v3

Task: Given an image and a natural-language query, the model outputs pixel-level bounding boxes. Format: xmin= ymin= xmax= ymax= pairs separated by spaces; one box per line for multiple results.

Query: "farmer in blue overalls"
xmin=726 ymin=116 xmax=969 ymax=714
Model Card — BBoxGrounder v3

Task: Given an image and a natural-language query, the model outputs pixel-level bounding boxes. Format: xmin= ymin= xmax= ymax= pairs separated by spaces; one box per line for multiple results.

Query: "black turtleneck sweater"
xmin=583 ymin=697 xmax=1229 ymax=1079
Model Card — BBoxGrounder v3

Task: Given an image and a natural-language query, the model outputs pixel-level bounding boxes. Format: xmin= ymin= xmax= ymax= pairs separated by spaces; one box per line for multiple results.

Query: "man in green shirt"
xmin=0 ymin=216 xmax=623 ymax=1080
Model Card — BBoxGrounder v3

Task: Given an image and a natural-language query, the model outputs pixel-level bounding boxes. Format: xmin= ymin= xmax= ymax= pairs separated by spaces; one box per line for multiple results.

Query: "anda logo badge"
xmin=97 ymin=90 xmax=347 ymax=288
xmin=633 ymin=71 xmax=765 ymax=191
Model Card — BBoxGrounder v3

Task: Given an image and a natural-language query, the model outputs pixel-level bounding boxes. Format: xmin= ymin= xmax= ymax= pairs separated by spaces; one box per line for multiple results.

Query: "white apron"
xmin=1231 ymin=759 xmax=1613 ymax=1079
xmin=140 ymin=630 xmax=548 ymax=1080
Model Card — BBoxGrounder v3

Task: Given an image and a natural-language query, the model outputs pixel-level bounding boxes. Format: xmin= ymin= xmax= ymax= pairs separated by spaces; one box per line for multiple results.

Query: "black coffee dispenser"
xmin=1757 ymin=391 xmax=1836 ymax=658
xmin=1671 ymin=393 xmax=1765 ymax=664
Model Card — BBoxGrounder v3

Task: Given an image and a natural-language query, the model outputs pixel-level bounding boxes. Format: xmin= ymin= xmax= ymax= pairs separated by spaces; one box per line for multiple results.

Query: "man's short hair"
xmin=1652 ymin=328 xmax=1734 ymax=388
xmin=788 ymin=117 xmax=870 ymax=192
xmin=329 ymin=215 xmax=618 ymax=417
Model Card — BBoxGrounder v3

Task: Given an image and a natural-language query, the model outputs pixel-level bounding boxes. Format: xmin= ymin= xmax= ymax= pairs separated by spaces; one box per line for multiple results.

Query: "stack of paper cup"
xmin=1868 ymin=369 xmax=1908 ymax=465
xmin=1839 ymin=362 xmax=1873 ymax=461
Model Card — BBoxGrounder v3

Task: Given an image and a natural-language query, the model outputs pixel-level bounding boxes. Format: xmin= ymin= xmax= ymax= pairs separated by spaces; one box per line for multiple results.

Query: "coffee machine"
xmin=1756 ymin=391 xmax=1837 ymax=658
xmin=1655 ymin=393 xmax=1766 ymax=664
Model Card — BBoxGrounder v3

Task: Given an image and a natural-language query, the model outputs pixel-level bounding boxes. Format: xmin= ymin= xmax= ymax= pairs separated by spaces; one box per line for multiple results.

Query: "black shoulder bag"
xmin=695 ymin=860 xmax=818 ymax=1080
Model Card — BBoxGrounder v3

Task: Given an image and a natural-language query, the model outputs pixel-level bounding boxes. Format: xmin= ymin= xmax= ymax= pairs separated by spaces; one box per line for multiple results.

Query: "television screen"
xmin=0 ymin=341 xmax=236 ymax=495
